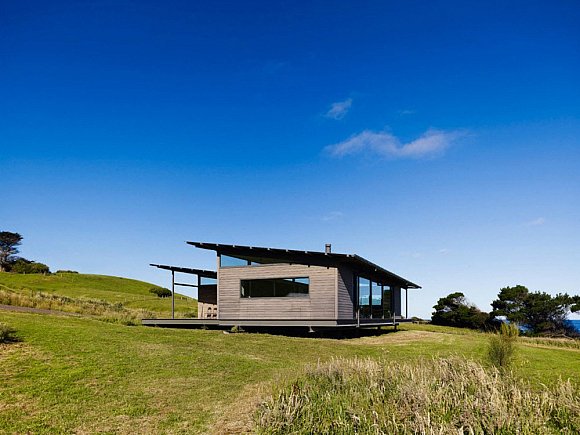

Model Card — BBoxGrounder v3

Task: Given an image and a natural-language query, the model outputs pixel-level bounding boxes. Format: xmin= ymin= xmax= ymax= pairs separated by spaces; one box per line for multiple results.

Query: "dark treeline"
xmin=432 ymin=287 xmax=580 ymax=338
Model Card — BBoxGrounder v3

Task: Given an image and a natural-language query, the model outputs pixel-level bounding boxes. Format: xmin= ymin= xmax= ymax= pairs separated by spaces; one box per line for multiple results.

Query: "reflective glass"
xmin=220 ymin=255 xmax=248 ymax=267
xmin=240 ymin=277 xmax=309 ymax=298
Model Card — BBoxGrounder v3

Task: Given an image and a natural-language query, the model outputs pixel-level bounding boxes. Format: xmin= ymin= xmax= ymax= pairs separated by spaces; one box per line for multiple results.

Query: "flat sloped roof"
xmin=187 ymin=242 xmax=421 ymax=289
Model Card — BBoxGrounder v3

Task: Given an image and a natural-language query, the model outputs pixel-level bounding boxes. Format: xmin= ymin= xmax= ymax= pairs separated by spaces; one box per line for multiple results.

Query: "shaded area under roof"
xmin=187 ymin=242 xmax=421 ymax=289
xmin=150 ymin=263 xmax=217 ymax=279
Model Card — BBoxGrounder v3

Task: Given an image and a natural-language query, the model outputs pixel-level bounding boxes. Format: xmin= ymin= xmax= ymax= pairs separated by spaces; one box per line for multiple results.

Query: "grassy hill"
xmin=0 ymin=272 xmax=197 ymax=318
xmin=1 ymin=272 xmax=579 ymax=433
xmin=1 ymin=310 xmax=579 ymax=433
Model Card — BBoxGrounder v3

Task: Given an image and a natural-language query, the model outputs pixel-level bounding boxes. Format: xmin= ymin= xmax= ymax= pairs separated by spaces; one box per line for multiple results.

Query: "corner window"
xmin=241 ymin=277 xmax=309 ymax=298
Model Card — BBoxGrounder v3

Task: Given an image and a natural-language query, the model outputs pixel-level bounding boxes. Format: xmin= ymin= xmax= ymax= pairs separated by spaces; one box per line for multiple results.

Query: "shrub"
xmin=10 ymin=258 xmax=50 ymax=274
xmin=149 ymin=287 xmax=172 ymax=298
xmin=488 ymin=321 xmax=519 ymax=370
xmin=55 ymin=270 xmax=78 ymax=274
xmin=255 ymin=357 xmax=580 ymax=434
xmin=0 ymin=322 xmax=19 ymax=343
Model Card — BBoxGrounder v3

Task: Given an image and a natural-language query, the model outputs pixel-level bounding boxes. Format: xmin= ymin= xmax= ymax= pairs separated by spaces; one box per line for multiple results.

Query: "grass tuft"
xmin=488 ymin=322 xmax=519 ymax=370
xmin=255 ymin=356 xmax=580 ymax=434
xmin=0 ymin=322 xmax=19 ymax=343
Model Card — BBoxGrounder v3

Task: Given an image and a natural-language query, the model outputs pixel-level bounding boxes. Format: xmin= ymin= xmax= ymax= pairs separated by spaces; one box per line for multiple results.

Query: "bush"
xmin=488 ymin=322 xmax=519 ymax=370
xmin=149 ymin=287 xmax=172 ymax=298
xmin=10 ymin=258 xmax=50 ymax=274
xmin=55 ymin=270 xmax=78 ymax=274
xmin=0 ymin=322 xmax=19 ymax=343
xmin=255 ymin=356 xmax=580 ymax=434
xmin=432 ymin=292 xmax=488 ymax=330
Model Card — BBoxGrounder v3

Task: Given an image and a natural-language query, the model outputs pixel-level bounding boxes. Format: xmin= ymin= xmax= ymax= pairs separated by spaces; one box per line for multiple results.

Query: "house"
xmin=142 ymin=242 xmax=421 ymax=330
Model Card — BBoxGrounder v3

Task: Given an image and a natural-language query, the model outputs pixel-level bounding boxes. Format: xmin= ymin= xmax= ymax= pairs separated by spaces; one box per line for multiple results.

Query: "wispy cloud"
xmin=321 ymin=211 xmax=344 ymax=222
xmin=525 ymin=217 xmax=546 ymax=226
xmin=324 ymin=98 xmax=352 ymax=120
xmin=325 ymin=128 xmax=466 ymax=159
xmin=398 ymin=109 xmax=415 ymax=116
xmin=438 ymin=248 xmax=450 ymax=255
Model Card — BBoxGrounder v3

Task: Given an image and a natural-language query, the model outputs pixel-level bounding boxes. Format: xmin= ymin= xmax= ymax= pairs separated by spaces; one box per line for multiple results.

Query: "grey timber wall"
xmin=337 ymin=267 xmax=355 ymax=319
xmin=218 ymin=264 xmax=336 ymax=320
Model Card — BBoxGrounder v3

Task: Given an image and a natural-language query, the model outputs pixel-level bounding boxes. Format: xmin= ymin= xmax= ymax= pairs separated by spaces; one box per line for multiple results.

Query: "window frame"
xmin=240 ymin=276 xmax=310 ymax=299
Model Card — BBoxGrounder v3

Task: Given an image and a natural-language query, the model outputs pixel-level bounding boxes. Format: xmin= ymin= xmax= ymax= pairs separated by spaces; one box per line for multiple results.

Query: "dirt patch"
xmin=210 ymin=382 xmax=269 ymax=435
xmin=0 ymin=303 xmax=80 ymax=317
xmin=346 ymin=330 xmax=443 ymax=346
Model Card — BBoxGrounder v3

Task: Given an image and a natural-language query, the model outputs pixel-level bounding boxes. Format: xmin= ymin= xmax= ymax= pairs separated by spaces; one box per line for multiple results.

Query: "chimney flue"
xmin=325 ymin=243 xmax=332 ymax=254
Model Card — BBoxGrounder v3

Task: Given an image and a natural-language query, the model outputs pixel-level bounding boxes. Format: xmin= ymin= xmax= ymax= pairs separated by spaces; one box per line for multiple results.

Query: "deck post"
xmin=171 ymin=270 xmax=175 ymax=319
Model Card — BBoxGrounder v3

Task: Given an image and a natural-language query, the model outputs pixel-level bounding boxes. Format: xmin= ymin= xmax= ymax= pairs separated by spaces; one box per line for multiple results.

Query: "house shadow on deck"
xmin=220 ymin=325 xmax=401 ymax=340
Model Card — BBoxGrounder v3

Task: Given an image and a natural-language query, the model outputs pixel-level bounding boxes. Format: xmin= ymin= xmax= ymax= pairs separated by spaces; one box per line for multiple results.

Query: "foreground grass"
xmin=0 ymin=272 xmax=197 ymax=317
xmin=256 ymin=357 xmax=580 ymax=434
xmin=1 ymin=313 xmax=579 ymax=433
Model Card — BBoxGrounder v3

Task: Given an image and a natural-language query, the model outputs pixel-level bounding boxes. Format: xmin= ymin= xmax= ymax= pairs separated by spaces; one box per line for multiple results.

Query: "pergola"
xmin=150 ymin=263 xmax=217 ymax=319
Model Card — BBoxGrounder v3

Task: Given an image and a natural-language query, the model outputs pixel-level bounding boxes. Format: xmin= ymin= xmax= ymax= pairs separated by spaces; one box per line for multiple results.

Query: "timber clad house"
xmin=142 ymin=242 xmax=421 ymax=330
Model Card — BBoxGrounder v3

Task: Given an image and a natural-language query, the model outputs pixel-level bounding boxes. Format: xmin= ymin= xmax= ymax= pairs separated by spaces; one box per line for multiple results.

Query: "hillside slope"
xmin=0 ymin=272 xmax=196 ymax=317
xmin=0 ymin=314 xmax=578 ymax=434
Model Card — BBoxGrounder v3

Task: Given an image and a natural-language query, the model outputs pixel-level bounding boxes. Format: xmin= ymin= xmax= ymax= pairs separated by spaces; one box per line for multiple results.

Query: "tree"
xmin=10 ymin=258 xmax=50 ymax=274
xmin=432 ymin=292 xmax=488 ymax=330
xmin=0 ymin=232 xmax=22 ymax=272
xmin=490 ymin=285 xmax=580 ymax=336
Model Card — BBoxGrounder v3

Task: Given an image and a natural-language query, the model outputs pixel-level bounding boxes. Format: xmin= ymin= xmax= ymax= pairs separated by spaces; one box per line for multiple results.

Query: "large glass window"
xmin=200 ymin=277 xmax=217 ymax=285
xmin=359 ymin=277 xmax=371 ymax=318
xmin=240 ymin=277 xmax=309 ymax=298
xmin=371 ymin=281 xmax=383 ymax=318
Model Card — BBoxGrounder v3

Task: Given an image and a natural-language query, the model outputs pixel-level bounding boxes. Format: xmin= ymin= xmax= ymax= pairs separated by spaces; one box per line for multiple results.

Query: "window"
xmin=371 ymin=281 xmax=383 ymax=318
xmin=240 ymin=277 xmax=309 ymax=298
xmin=359 ymin=277 xmax=371 ymax=318
xmin=200 ymin=277 xmax=217 ymax=285
xmin=221 ymin=254 xmax=249 ymax=267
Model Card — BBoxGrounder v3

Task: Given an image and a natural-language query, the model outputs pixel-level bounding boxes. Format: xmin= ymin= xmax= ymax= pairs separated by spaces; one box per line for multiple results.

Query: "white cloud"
xmin=321 ymin=211 xmax=344 ymax=222
xmin=324 ymin=98 xmax=352 ymax=120
xmin=439 ymin=248 xmax=450 ymax=255
xmin=398 ymin=109 xmax=416 ymax=116
xmin=525 ymin=217 xmax=546 ymax=226
xmin=326 ymin=128 xmax=465 ymax=159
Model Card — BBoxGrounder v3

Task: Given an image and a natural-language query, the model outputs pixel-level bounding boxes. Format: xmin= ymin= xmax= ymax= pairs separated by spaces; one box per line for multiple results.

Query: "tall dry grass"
xmin=255 ymin=357 xmax=580 ymax=434
xmin=0 ymin=288 xmax=153 ymax=325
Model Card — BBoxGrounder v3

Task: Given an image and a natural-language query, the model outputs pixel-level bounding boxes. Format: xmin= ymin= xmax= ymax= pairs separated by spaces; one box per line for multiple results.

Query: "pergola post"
xmin=171 ymin=270 xmax=175 ymax=319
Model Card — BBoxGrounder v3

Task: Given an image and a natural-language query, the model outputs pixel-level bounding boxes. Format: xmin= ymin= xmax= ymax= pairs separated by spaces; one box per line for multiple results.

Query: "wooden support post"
xmin=171 ymin=270 xmax=175 ymax=319
xmin=405 ymin=288 xmax=408 ymax=319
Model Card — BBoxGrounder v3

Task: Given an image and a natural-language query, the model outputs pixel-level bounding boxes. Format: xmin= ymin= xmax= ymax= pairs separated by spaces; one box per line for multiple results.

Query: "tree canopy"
xmin=0 ymin=231 xmax=23 ymax=272
xmin=490 ymin=285 xmax=580 ymax=336
xmin=431 ymin=292 xmax=488 ymax=330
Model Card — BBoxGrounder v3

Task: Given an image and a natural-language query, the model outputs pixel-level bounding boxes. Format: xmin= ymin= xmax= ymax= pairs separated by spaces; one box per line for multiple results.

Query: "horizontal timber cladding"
xmin=337 ymin=266 xmax=355 ymax=319
xmin=218 ymin=263 xmax=337 ymax=320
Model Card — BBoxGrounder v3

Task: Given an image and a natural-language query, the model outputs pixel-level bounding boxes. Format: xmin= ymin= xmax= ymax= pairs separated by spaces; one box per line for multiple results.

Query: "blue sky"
xmin=2 ymin=1 xmax=580 ymax=318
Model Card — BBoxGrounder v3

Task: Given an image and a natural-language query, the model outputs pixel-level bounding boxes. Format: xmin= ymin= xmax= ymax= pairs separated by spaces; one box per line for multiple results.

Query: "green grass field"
xmin=1 ymin=311 xmax=579 ymax=433
xmin=1 ymin=272 xmax=579 ymax=433
xmin=0 ymin=272 xmax=197 ymax=317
